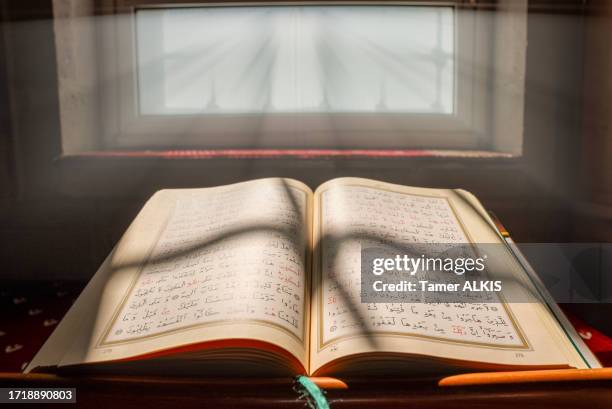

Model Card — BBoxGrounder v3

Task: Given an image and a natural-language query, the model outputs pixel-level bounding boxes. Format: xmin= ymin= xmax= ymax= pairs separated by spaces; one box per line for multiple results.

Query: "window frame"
xmin=97 ymin=1 xmax=494 ymax=150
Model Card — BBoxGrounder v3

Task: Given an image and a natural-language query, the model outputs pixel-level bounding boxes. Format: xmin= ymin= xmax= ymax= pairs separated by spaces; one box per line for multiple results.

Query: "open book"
xmin=28 ymin=178 xmax=596 ymax=377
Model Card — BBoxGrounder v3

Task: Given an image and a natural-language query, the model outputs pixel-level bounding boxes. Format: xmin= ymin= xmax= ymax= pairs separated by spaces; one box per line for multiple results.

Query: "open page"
xmin=54 ymin=178 xmax=312 ymax=374
xmin=309 ymin=178 xmax=587 ymax=375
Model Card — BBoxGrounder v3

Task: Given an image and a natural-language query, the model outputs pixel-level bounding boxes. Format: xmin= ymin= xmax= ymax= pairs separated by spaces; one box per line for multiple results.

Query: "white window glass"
xmin=136 ymin=5 xmax=454 ymax=116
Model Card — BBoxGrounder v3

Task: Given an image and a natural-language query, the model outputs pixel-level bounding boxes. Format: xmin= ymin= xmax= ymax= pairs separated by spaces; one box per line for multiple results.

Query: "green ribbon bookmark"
xmin=294 ymin=376 xmax=331 ymax=409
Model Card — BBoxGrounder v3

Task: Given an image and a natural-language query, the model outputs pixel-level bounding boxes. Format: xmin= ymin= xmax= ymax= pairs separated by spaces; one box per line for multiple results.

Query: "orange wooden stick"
xmin=439 ymin=368 xmax=612 ymax=387
xmin=308 ymin=377 xmax=349 ymax=389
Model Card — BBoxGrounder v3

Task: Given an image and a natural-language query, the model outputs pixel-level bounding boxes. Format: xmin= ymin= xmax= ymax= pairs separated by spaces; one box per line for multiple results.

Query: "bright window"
xmin=136 ymin=6 xmax=454 ymax=115
xmin=93 ymin=2 xmax=507 ymax=150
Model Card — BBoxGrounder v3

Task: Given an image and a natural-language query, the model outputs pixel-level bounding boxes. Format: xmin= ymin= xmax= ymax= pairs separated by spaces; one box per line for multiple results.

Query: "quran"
xmin=27 ymin=178 xmax=594 ymax=377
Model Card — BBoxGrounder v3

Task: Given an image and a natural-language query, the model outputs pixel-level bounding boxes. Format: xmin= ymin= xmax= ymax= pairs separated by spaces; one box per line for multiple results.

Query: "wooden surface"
xmin=1 ymin=372 xmax=612 ymax=408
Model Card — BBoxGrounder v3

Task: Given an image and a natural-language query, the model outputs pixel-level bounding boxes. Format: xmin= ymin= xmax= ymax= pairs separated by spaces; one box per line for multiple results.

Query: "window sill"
xmin=59 ymin=149 xmax=518 ymax=161
xmin=53 ymin=149 xmax=525 ymax=200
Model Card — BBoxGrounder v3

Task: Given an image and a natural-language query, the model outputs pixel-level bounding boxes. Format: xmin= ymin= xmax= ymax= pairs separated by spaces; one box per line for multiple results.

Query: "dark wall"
xmin=573 ymin=0 xmax=612 ymax=242
xmin=0 ymin=1 xmax=605 ymax=281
